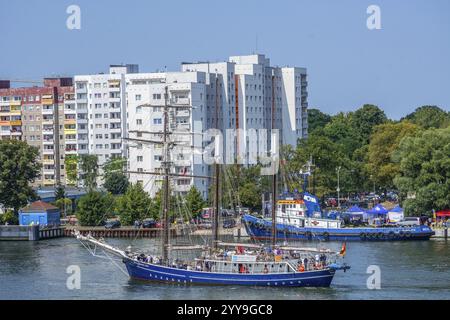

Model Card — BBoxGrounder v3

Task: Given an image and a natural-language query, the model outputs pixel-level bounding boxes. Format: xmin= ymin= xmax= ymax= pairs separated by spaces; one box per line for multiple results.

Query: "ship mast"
xmin=123 ymin=85 xmax=212 ymax=265
xmin=212 ymin=73 xmax=220 ymax=250
xmin=162 ymin=86 xmax=170 ymax=264
xmin=271 ymin=70 xmax=277 ymax=247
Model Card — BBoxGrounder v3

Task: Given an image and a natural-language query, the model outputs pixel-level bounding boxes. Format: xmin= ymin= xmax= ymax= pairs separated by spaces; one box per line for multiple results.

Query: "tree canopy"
xmin=403 ymin=105 xmax=450 ymax=129
xmin=393 ymin=126 xmax=450 ymax=216
xmin=366 ymin=121 xmax=420 ymax=190
xmin=116 ymin=183 xmax=153 ymax=225
xmin=79 ymin=154 xmax=99 ymax=191
xmin=76 ymin=191 xmax=113 ymax=226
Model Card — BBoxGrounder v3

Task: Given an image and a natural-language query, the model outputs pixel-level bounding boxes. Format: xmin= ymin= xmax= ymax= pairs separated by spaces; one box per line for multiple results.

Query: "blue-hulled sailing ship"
xmin=75 ymin=86 xmax=350 ymax=287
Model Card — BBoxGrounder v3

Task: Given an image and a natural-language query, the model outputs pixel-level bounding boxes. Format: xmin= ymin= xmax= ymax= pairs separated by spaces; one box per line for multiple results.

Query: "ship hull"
xmin=123 ymin=259 xmax=337 ymax=287
xmin=243 ymin=215 xmax=435 ymax=241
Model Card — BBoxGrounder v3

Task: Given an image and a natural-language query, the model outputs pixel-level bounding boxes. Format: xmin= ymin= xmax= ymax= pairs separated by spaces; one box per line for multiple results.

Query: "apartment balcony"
xmin=65 ymin=110 xmax=77 ymax=116
xmin=42 ymin=108 xmax=53 ymax=115
xmin=176 ymin=109 xmax=190 ymax=117
xmin=65 ymin=147 xmax=77 ymax=153
xmin=9 ymin=120 xmax=21 ymax=126
xmin=170 ymin=97 xmax=190 ymax=106
xmin=9 ymin=100 xmax=21 ymax=106
xmin=43 ymin=168 xmax=55 ymax=175
xmin=42 ymin=119 xmax=54 ymax=126
xmin=43 ymin=148 xmax=55 ymax=155
xmin=76 ymin=98 xmax=88 ymax=104
xmin=42 ymin=98 xmax=54 ymax=105
xmin=76 ymin=86 xmax=87 ymax=94
xmin=42 ymin=128 xmax=54 ymax=134
xmin=0 ymin=100 xmax=9 ymax=106
xmin=176 ymin=123 xmax=190 ymax=131
xmin=64 ymin=94 xmax=76 ymax=101
xmin=173 ymin=159 xmax=191 ymax=167
xmin=110 ymin=117 xmax=122 ymax=123
xmin=64 ymin=119 xmax=76 ymax=125
xmin=173 ymin=184 xmax=192 ymax=193
xmin=9 ymin=108 xmax=21 ymax=115
xmin=77 ymin=118 xmax=88 ymax=125
xmin=0 ymin=120 xmax=10 ymax=126
xmin=43 ymin=179 xmax=55 ymax=186
xmin=10 ymin=129 xmax=22 ymax=135
xmin=64 ymin=128 xmax=76 ymax=135
xmin=42 ymin=159 xmax=55 ymax=165
xmin=43 ymin=139 xmax=54 ymax=145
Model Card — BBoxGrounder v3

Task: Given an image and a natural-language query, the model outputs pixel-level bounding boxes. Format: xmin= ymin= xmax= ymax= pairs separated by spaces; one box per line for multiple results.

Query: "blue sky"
xmin=1 ymin=0 xmax=449 ymax=119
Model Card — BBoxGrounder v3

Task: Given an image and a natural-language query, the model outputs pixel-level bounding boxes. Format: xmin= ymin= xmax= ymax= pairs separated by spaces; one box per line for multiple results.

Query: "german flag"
xmin=339 ymin=242 xmax=347 ymax=256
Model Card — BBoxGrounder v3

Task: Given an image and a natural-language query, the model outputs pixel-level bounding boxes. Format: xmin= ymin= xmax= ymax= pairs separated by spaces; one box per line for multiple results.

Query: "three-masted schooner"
xmin=75 ymin=85 xmax=350 ymax=287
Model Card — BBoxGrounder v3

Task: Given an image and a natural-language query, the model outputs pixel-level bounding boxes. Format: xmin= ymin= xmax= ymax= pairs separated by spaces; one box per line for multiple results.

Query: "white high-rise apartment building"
xmin=126 ymin=71 xmax=208 ymax=198
xmin=71 ymin=54 xmax=307 ymax=198
xmin=74 ymin=64 xmax=138 ymax=167
xmin=182 ymin=54 xmax=308 ymax=147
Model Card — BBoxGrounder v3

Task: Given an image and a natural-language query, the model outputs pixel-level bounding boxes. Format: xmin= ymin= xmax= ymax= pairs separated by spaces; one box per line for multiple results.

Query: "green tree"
xmin=55 ymin=198 xmax=73 ymax=217
xmin=351 ymin=104 xmax=388 ymax=143
xmin=185 ymin=186 xmax=206 ymax=218
xmin=104 ymin=172 xmax=129 ymax=195
xmin=2 ymin=210 xmax=18 ymax=225
xmin=64 ymin=155 xmax=78 ymax=185
xmin=116 ymin=183 xmax=152 ymax=225
xmin=307 ymin=109 xmax=332 ymax=133
xmin=238 ymin=182 xmax=261 ymax=211
xmin=393 ymin=127 xmax=450 ymax=216
xmin=366 ymin=121 xmax=420 ymax=190
xmin=103 ymin=156 xmax=129 ymax=195
xmin=55 ymin=184 xmax=66 ymax=201
xmin=79 ymin=155 xmax=99 ymax=191
xmin=403 ymin=105 xmax=450 ymax=129
xmin=0 ymin=140 xmax=41 ymax=215
xmin=323 ymin=112 xmax=362 ymax=156
xmin=76 ymin=191 xmax=112 ymax=226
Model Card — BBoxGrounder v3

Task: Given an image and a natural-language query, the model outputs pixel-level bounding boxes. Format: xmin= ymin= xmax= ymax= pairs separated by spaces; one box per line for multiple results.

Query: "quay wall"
xmin=0 ymin=225 xmax=64 ymax=241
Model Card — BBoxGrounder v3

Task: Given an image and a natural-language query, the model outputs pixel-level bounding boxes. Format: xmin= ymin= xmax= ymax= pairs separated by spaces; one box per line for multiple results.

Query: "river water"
xmin=1 ymin=236 xmax=449 ymax=300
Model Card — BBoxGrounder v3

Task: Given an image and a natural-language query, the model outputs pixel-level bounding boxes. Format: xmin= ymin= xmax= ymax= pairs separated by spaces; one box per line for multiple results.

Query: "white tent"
xmin=388 ymin=205 xmax=404 ymax=222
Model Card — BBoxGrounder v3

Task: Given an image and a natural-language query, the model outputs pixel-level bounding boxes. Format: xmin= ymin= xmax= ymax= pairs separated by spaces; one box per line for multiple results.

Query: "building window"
xmin=153 ymin=118 xmax=162 ymax=125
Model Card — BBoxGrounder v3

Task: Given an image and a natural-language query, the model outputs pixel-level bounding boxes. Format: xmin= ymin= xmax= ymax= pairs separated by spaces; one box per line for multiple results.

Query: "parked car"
xmin=223 ymin=219 xmax=236 ymax=229
xmin=105 ymin=220 xmax=121 ymax=229
xmin=142 ymin=219 xmax=157 ymax=228
xmin=396 ymin=217 xmax=421 ymax=227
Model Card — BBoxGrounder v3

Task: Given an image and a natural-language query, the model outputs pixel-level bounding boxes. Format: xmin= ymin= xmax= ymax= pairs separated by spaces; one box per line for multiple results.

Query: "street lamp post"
xmin=336 ymin=166 xmax=341 ymax=209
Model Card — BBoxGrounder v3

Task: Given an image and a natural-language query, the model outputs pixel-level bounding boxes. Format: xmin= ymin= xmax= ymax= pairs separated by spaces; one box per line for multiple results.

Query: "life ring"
xmin=359 ymin=232 xmax=367 ymax=240
xmin=305 ymin=231 xmax=313 ymax=240
xmin=399 ymin=231 xmax=405 ymax=238
xmin=322 ymin=232 xmax=330 ymax=241
xmin=377 ymin=232 xmax=384 ymax=240
xmin=404 ymin=231 xmax=412 ymax=238
xmin=388 ymin=231 xmax=395 ymax=239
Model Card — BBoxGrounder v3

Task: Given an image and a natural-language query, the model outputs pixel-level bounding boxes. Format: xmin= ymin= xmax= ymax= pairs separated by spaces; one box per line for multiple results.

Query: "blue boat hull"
xmin=123 ymin=259 xmax=337 ymax=287
xmin=243 ymin=215 xmax=435 ymax=241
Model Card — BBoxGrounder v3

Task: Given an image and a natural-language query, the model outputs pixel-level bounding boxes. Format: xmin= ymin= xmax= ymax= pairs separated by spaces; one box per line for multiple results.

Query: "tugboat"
xmin=242 ymin=162 xmax=434 ymax=242
xmin=75 ymin=86 xmax=350 ymax=287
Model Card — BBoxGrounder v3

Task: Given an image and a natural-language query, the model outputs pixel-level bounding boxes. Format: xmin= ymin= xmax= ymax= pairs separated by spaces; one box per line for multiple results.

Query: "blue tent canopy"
xmin=365 ymin=204 xmax=388 ymax=215
xmin=389 ymin=205 xmax=403 ymax=213
xmin=347 ymin=205 xmax=365 ymax=213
